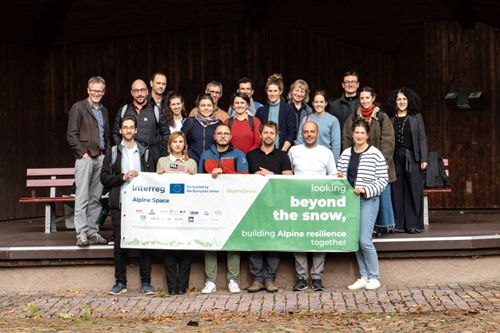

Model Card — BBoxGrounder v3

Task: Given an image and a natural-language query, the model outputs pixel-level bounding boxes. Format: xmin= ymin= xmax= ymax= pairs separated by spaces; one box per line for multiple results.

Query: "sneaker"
xmin=88 ymin=233 xmax=108 ymax=245
xmin=293 ymin=278 xmax=308 ymax=291
xmin=312 ymin=279 xmax=325 ymax=291
xmin=228 ymin=280 xmax=240 ymax=293
xmin=247 ymin=280 xmax=265 ymax=293
xmin=142 ymin=283 xmax=155 ymax=295
xmin=201 ymin=281 xmax=216 ymax=294
xmin=365 ymin=278 xmax=381 ymax=290
xmin=109 ymin=282 xmax=127 ymax=295
xmin=347 ymin=277 xmax=368 ymax=290
xmin=76 ymin=234 xmax=89 ymax=247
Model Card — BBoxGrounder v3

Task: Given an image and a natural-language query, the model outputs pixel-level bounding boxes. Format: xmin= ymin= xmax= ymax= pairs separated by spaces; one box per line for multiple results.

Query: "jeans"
xmin=375 ymin=185 xmax=395 ymax=228
xmin=74 ymin=155 xmax=104 ymax=237
xmin=356 ymin=196 xmax=380 ymax=279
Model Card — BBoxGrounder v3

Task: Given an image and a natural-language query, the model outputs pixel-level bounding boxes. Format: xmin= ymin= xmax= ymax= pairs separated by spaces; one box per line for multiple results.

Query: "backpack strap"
xmin=120 ymin=105 xmax=128 ymax=118
xmin=228 ymin=115 xmax=254 ymax=130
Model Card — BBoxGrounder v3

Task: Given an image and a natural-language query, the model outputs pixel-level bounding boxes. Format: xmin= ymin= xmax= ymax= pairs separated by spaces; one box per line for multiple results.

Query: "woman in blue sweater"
xmin=297 ymin=89 xmax=341 ymax=163
xmin=337 ymin=119 xmax=388 ymax=290
xmin=255 ymin=74 xmax=297 ymax=152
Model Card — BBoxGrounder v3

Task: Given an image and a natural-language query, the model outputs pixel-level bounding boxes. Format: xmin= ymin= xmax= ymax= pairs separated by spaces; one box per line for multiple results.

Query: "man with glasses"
xmin=327 ymin=71 xmax=361 ymax=131
xmin=112 ymin=79 xmax=170 ymax=165
xmin=189 ymin=81 xmax=229 ymax=122
xmin=101 ymin=115 xmax=155 ymax=295
xmin=198 ymin=124 xmax=248 ymax=294
xmin=67 ymin=76 xmax=110 ymax=246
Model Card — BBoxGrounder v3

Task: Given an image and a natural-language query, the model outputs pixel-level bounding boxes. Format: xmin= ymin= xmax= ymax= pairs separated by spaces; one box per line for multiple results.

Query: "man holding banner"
xmin=246 ymin=121 xmax=293 ymax=293
xmin=100 ymin=115 xmax=156 ymax=296
xmin=288 ymin=121 xmax=336 ymax=292
xmin=198 ymin=124 xmax=249 ymax=294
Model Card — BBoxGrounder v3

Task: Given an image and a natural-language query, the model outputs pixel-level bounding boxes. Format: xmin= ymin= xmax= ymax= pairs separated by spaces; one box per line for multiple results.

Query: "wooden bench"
xmin=423 ymin=158 xmax=451 ymax=225
xmin=19 ymin=168 xmax=75 ymax=234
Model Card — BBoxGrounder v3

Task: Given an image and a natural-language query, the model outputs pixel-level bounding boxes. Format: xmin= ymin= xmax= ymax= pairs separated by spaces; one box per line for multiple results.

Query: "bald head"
xmin=302 ymin=121 xmax=319 ymax=147
xmin=131 ymin=79 xmax=148 ymax=105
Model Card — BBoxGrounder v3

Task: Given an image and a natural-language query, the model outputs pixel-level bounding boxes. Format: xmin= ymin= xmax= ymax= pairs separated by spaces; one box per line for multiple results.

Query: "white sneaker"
xmin=347 ymin=277 xmax=368 ymax=290
xmin=365 ymin=278 xmax=381 ymax=290
xmin=201 ymin=281 xmax=216 ymax=294
xmin=228 ymin=280 xmax=240 ymax=293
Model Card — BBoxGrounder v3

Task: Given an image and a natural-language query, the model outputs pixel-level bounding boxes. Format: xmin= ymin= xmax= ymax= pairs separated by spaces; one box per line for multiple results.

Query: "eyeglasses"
xmin=89 ymin=89 xmax=105 ymax=95
xmin=216 ymin=132 xmax=231 ymax=136
xmin=131 ymin=88 xmax=148 ymax=94
xmin=208 ymin=90 xmax=222 ymax=95
xmin=343 ymin=80 xmax=358 ymax=85
xmin=121 ymin=126 xmax=136 ymax=131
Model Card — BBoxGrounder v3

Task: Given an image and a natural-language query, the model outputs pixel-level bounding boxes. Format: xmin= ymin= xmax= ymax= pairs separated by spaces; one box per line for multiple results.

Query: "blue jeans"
xmin=375 ymin=185 xmax=395 ymax=228
xmin=356 ymin=196 xmax=380 ymax=279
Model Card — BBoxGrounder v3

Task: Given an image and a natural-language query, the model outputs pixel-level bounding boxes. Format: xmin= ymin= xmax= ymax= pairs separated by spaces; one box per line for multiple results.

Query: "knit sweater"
xmin=337 ymin=146 xmax=388 ymax=199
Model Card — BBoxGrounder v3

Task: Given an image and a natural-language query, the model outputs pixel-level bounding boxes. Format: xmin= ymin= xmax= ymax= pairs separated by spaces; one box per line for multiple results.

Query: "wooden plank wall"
xmin=10 ymin=20 xmax=500 ymax=219
xmin=422 ymin=22 xmax=499 ymax=208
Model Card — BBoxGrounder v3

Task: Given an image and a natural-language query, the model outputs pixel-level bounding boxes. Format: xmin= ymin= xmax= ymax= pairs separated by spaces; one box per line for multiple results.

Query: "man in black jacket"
xmin=66 ymin=76 xmax=110 ymax=246
xmin=327 ymin=71 xmax=361 ymax=132
xmin=112 ymin=79 xmax=170 ymax=165
xmin=101 ymin=115 xmax=155 ymax=296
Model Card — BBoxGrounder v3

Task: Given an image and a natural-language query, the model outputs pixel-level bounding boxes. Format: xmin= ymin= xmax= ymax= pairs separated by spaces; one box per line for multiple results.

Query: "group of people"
xmin=66 ymin=70 xmax=428 ymax=295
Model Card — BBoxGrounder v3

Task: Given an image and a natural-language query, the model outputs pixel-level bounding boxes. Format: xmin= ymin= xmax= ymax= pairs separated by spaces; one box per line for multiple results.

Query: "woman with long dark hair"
xmin=166 ymin=91 xmax=188 ymax=133
xmin=338 ymin=119 xmax=388 ymax=290
xmin=387 ymin=87 xmax=428 ymax=233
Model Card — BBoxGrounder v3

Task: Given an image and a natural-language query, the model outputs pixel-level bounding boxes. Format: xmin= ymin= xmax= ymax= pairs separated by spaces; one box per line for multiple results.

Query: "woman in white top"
xmin=166 ymin=91 xmax=187 ymax=133
xmin=156 ymin=131 xmax=196 ymax=294
xmin=337 ymin=119 xmax=388 ymax=290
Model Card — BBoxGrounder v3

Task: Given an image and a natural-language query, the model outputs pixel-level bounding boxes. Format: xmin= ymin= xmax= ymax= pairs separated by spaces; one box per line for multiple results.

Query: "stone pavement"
xmin=1 ymin=282 xmax=499 ymax=320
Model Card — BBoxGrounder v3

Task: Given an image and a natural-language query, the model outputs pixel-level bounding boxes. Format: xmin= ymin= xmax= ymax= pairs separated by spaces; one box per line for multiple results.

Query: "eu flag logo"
xmin=170 ymin=183 xmax=185 ymax=194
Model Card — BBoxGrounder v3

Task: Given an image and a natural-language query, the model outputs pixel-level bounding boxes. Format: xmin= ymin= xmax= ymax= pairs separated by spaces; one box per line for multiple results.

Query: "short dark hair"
xmin=151 ymin=72 xmax=167 ymax=82
xmin=343 ymin=71 xmax=359 ymax=80
xmin=230 ymin=91 xmax=251 ymax=105
xmin=352 ymin=118 xmax=370 ymax=134
xmin=259 ymin=121 xmax=278 ymax=134
xmin=120 ymin=115 xmax=137 ymax=128
xmin=237 ymin=77 xmax=254 ymax=89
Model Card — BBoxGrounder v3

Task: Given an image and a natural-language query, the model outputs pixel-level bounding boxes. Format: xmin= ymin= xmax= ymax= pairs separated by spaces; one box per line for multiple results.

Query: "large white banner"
xmin=120 ymin=173 xmax=360 ymax=252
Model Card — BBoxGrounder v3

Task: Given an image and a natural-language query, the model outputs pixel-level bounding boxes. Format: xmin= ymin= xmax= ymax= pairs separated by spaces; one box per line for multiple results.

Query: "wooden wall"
xmin=2 ymin=19 xmax=498 ymax=221
xmin=392 ymin=21 xmax=500 ymax=209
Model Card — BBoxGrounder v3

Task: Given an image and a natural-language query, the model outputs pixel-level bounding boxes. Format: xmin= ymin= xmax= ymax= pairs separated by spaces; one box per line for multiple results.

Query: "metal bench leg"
xmin=44 ymin=203 xmax=57 ymax=233
xmin=423 ymin=193 xmax=429 ymax=225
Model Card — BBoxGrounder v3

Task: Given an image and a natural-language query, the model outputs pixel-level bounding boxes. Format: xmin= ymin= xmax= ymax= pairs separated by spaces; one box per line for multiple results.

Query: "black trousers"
xmin=111 ymin=209 xmax=152 ymax=285
xmin=391 ymin=148 xmax=425 ymax=231
xmin=164 ymin=250 xmax=192 ymax=291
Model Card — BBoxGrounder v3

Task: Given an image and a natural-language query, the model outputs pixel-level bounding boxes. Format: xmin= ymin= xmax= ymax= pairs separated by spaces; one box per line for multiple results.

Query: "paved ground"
xmin=3 ymin=282 xmax=499 ymax=317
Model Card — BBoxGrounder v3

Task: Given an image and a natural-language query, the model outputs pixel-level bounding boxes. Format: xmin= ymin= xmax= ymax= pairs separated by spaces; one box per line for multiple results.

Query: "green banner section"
xmin=223 ymin=178 xmax=360 ymax=252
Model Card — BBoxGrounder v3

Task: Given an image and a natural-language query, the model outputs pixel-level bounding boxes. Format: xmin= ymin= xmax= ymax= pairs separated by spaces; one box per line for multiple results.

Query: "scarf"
xmin=195 ymin=110 xmax=219 ymax=128
xmin=360 ymin=104 xmax=377 ymax=122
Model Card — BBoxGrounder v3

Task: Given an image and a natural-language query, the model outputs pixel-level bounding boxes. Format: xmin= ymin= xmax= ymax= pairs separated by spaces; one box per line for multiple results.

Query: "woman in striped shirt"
xmin=337 ymin=119 xmax=388 ymax=290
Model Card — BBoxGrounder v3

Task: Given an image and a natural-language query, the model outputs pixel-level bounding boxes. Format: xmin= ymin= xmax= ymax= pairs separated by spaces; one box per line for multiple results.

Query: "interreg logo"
xmin=170 ymin=183 xmax=185 ymax=194
xmin=131 ymin=185 xmax=166 ymax=193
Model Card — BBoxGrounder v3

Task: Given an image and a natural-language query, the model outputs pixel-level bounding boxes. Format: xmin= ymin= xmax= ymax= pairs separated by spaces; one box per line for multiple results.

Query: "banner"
xmin=121 ymin=173 xmax=360 ymax=252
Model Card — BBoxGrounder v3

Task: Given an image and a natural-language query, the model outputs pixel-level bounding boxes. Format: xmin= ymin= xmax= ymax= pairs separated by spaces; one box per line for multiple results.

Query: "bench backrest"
xmin=25 ymin=168 xmax=75 ymax=198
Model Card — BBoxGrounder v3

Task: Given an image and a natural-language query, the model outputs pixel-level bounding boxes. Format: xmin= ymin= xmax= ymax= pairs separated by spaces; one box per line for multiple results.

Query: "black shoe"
xmin=168 ymin=289 xmax=177 ymax=295
xmin=293 ymin=278 xmax=308 ymax=291
xmin=312 ymin=279 xmax=325 ymax=291
xmin=177 ymin=289 xmax=186 ymax=295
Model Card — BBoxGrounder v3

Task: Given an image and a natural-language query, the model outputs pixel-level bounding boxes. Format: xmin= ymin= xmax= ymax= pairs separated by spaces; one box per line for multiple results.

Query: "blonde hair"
xmin=168 ymin=131 xmax=189 ymax=161
xmin=287 ymin=79 xmax=310 ymax=103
